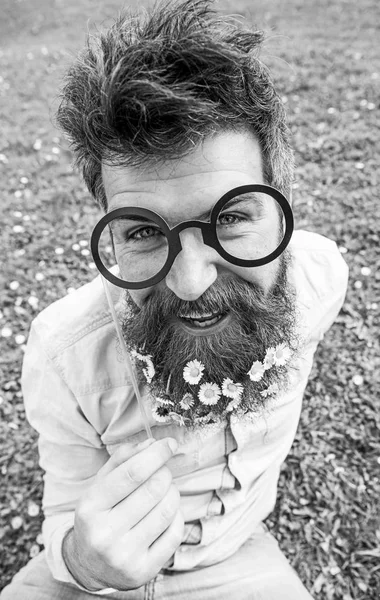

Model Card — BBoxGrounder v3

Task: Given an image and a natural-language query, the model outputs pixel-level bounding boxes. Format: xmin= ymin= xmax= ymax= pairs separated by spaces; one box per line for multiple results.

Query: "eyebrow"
xmin=109 ymin=193 xmax=265 ymax=226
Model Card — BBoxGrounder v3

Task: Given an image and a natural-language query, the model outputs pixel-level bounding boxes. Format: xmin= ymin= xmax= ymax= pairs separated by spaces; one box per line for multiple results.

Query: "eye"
xmin=217 ymin=212 xmax=244 ymax=226
xmin=128 ymin=226 xmax=163 ymax=241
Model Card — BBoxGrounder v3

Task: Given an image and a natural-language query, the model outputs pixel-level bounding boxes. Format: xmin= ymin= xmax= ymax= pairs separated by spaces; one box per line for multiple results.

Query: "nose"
xmin=165 ymin=229 xmax=218 ymax=301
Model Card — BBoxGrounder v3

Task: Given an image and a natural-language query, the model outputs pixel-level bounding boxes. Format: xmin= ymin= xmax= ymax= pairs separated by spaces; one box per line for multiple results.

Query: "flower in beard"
xmin=225 ymin=395 xmax=242 ymax=412
xmin=183 ymin=360 xmax=204 ymax=385
xmin=248 ymin=360 xmax=265 ymax=382
xmin=131 ymin=350 xmax=155 ymax=383
xmin=180 ymin=393 xmax=195 ymax=410
xmin=263 ymin=347 xmax=276 ymax=371
xmin=273 ymin=343 xmax=291 ymax=367
xmin=151 ymin=403 xmax=171 ymax=422
xmin=260 ymin=382 xmax=279 ymax=398
xmin=156 ymin=396 xmax=174 ymax=407
xmin=222 ymin=378 xmax=243 ymax=400
xmin=168 ymin=412 xmax=189 ymax=427
xmin=198 ymin=382 xmax=221 ymax=405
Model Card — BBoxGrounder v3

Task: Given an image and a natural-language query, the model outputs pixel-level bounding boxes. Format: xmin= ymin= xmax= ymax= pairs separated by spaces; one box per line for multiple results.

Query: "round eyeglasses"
xmin=90 ymin=184 xmax=294 ymax=290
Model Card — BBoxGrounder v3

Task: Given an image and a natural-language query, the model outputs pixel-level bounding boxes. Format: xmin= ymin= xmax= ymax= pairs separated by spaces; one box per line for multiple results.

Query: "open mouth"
xmin=177 ymin=311 xmax=231 ymax=334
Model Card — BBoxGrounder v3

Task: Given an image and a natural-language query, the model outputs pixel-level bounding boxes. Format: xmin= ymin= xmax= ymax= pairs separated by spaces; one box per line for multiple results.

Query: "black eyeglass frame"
xmin=90 ymin=184 xmax=294 ymax=290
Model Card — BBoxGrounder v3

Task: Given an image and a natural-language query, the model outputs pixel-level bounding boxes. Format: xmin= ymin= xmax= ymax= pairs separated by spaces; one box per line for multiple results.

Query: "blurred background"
xmin=0 ymin=0 xmax=379 ymax=598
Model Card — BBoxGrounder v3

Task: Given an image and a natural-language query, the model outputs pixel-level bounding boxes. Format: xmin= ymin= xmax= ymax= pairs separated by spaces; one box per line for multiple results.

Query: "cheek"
xmin=225 ymin=261 xmax=279 ymax=295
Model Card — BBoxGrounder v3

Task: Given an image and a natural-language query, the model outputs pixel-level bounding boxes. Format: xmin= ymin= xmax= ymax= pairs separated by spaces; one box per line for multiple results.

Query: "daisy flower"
xmin=248 ymin=361 xmax=265 ymax=382
xmin=168 ymin=412 xmax=188 ymax=427
xmin=151 ymin=404 xmax=171 ymax=423
xmin=225 ymin=396 xmax=242 ymax=412
xmin=131 ymin=350 xmax=155 ymax=383
xmin=198 ymin=382 xmax=221 ymax=405
xmin=156 ymin=396 xmax=174 ymax=406
xmin=263 ymin=347 xmax=276 ymax=370
xmin=260 ymin=383 xmax=279 ymax=398
xmin=273 ymin=343 xmax=291 ymax=367
xmin=222 ymin=378 xmax=243 ymax=400
xmin=180 ymin=393 xmax=195 ymax=410
xmin=183 ymin=360 xmax=205 ymax=385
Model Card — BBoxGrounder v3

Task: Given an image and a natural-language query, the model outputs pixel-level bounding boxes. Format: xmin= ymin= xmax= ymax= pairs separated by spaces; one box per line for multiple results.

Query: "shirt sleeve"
xmin=21 ymin=321 xmax=118 ymax=595
xmin=300 ymin=237 xmax=349 ymax=346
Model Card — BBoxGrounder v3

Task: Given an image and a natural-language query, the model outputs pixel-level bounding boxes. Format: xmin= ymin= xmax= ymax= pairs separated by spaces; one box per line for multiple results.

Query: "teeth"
xmin=184 ymin=314 xmax=222 ymax=328
xmin=180 ymin=313 xmax=215 ymax=319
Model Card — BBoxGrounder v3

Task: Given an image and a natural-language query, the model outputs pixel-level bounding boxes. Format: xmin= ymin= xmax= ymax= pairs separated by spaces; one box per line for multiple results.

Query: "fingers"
xmin=109 ymin=464 xmax=173 ymax=532
xmin=146 ymin=509 xmax=185 ymax=572
xmin=90 ymin=437 xmax=178 ymax=511
xmin=127 ymin=483 xmax=182 ymax=551
xmin=97 ymin=438 xmax=155 ymax=477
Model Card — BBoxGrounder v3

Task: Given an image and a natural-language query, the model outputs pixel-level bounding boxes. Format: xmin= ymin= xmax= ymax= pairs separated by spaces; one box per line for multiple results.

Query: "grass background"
xmin=0 ymin=0 xmax=379 ymax=597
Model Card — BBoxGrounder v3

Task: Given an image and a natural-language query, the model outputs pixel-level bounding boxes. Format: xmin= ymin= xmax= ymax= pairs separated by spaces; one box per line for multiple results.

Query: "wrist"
xmin=62 ymin=527 xmax=104 ymax=592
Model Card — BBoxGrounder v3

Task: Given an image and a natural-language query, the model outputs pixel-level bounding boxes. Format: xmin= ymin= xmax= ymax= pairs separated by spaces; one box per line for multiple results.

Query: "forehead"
xmin=102 ymin=130 xmax=264 ymax=219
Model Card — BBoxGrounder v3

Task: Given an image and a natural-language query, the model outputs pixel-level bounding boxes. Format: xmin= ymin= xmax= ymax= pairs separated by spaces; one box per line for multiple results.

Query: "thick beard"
xmin=119 ymin=252 xmax=300 ymax=431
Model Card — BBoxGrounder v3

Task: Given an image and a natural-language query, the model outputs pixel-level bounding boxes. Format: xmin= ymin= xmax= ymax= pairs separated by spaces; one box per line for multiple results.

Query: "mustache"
xmin=129 ymin=267 xmax=288 ymax=326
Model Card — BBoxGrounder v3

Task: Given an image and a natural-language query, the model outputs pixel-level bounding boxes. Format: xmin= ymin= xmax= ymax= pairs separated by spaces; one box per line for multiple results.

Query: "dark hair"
xmin=56 ymin=0 xmax=294 ymax=210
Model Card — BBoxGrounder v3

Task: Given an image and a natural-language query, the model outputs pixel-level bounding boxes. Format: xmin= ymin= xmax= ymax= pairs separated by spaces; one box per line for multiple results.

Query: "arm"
xmin=21 ymin=322 xmax=116 ymax=595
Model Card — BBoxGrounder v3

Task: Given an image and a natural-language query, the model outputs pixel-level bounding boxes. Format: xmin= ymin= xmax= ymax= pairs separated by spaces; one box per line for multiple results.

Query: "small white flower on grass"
xmin=29 ymin=544 xmax=40 ymax=558
xmin=361 ymin=266 xmax=371 ymax=276
xmin=20 ymin=177 xmax=29 ymax=185
xmin=81 ymin=249 xmax=90 ymax=256
xmin=14 ymin=190 xmax=22 ymax=199
xmin=180 ymin=393 xmax=194 ymax=410
xmin=27 ymin=501 xmax=40 ymax=517
xmin=0 ymin=153 xmax=8 ymax=164
xmin=352 ymin=374 xmax=363 ymax=386
xmin=79 ymin=240 xmax=88 ymax=247
xmin=52 ymin=147 xmax=60 ymax=155
xmin=28 ymin=296 xmax=39 ymax=309
xmin=33 ymin=139 xmax=42 ymax=151
xmin=9 ymin=281 xmax=20 ymax=291
xmin=15 ymin=334 xmax=26 ymax=345
xmin=248 ymin=360 xmax=265 ymax=382
xmin=354 ymin=280 xmax=362 ymax=289
xmin=11 ymin=516 xmax=23 ymax=530
xmin=183 ymin=359 xmax=204 ymax=385
xmin=55 ymin=247 xmax=64 ymax=255
xmin=36 ymin=533 xmax=44 ymax=546
xmin=72 ymin=243 xmax=80 ymax=251
xmin=13 ymin=225 xmax=24 ymax=233
xmin=35 ymin=272 xmax=44 ymax=281
xmin=273 ymin=343 xmax=291 ymax=366
xmin=222 ymin=378 xmax=243 ymax=400
xmin=198 ymin=382 xmax=221 ymax=405
xmin=1 ymin=327 xmax=12 ymax=338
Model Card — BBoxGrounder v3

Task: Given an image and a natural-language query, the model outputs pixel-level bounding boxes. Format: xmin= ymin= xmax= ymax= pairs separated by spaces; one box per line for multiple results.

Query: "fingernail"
xmin=167 ymin=438 xmax=178 ymax=454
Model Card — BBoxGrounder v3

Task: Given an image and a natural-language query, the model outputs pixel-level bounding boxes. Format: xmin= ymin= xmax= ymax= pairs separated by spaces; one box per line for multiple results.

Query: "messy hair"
xmin=56 ymin=0 xmax=294 ymax=210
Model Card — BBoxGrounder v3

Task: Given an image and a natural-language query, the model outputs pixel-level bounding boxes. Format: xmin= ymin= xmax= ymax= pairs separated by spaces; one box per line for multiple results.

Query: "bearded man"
xmin=1 ymin=1 xmax=348 ymax=599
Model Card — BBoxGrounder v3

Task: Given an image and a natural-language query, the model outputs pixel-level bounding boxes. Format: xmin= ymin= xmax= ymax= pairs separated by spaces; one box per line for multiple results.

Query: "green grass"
xmin=0 ymin=0 xmax=379 ymax=597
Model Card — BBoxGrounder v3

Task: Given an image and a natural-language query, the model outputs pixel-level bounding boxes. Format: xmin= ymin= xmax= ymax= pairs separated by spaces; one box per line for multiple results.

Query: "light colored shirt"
xmin=22 ymin=230 xmax=349 ymax=595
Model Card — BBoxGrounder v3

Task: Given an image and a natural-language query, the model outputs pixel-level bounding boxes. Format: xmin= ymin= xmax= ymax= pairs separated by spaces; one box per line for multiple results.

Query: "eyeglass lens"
xmin=96 ymin=191 xmax=285 ymax=285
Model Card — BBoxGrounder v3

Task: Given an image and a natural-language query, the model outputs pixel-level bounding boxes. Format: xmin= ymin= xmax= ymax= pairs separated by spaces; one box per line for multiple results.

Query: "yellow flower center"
xmin=228 ymin=384 xmax=236 ymax=393
xmin=190 ymin=367 xmax=199 ymax=377
xmin=204 ymin=389 xmax=215 ymax=399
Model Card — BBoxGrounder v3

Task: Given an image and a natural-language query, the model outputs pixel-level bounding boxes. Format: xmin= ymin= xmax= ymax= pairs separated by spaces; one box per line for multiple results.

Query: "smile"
xmin=177 ymin=312 xmax=231 ymax=335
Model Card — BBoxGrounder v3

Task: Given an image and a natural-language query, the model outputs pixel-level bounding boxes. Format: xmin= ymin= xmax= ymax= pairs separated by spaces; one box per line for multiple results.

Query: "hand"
xmin=63 ymin=437 xmax=183 ymax=591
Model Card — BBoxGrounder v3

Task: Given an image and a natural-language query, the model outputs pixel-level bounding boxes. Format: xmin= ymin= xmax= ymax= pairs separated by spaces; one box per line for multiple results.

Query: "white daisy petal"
xmin=263 ymin=348 xmax=276 ymax=370
xmin=248 ymin=361 xmax=265 ymax=382
xmin=273 ymin=343 xmax=291 ymax=367
xmin=222 ymin=378 xmax=243 ymax=400
xmin=198 ymin=382 xmax=221 ymax=405
xmin=183 ymin=359 xmax=205 ymax=385
xmin=180 ymin=393 xmax=195 ymax=410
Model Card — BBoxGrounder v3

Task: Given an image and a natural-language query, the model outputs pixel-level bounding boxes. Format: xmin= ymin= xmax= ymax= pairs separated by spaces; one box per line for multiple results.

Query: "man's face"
xmin=102 ymin=129 xmax=298 ymax=428
xmin=103 ymin=129 xmax=280 ymax=305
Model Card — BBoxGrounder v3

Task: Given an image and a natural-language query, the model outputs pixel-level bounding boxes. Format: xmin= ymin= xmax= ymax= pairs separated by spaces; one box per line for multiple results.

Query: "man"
xmin=1 ymin=0 xmax=348 ymax=598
